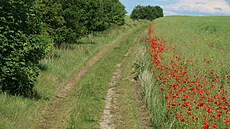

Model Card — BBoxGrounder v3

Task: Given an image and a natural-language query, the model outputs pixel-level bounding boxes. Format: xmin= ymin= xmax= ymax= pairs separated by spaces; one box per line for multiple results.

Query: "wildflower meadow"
xmin=142 ymin=17 xmax=230 ymax=129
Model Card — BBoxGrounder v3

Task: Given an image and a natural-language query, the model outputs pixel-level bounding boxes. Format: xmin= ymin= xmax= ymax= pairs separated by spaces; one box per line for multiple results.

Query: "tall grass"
xmin=137 ymin=16 xmax=230 ymax=129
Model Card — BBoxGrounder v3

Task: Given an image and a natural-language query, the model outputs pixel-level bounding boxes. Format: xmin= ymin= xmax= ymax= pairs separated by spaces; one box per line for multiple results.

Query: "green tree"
xmin=0 ymin=0 xmax=52 ymax=96
xmin=103 ymin=0 xmax=126 ymax=25
xmin=35 ymin=0 xmax=67 ymax=47
xmin=130 ymin=5 xmax=163 ymax=21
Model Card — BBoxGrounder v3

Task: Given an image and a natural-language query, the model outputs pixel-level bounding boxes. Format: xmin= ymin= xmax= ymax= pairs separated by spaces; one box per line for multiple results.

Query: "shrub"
xmin=0 ymin=0 xmax=52 ymax=96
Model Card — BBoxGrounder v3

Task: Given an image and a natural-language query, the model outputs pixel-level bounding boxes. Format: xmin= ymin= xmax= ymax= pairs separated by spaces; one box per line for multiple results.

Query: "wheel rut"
xmin=35 ymin=26 xmax=145 ymax=129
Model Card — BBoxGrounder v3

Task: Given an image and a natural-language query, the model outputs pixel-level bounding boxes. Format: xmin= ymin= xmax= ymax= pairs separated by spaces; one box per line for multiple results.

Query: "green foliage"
xmin=0 ymin=0 xmax=52 ymax=96
xmin=102 ymin=0 xmax=126 ymax=25
xmin=130 ymin=5 xmax=163 ymax=21
xmin=36 ymin=0 xmax=126 ymax=46
xmin=35 ymin=0 xmax=67 ymax=47
xmin=0 ymin=0 xmax=126 ymax=96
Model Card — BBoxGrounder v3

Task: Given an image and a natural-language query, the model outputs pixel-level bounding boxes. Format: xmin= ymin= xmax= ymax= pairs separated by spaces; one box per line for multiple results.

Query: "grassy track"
xmin=138 ymin=16 xmax=230 ymax=129
xmin=64 ymin=22 xmax=150 ymax=129
xmin=0 ymin=19 xmax=150 ymax=128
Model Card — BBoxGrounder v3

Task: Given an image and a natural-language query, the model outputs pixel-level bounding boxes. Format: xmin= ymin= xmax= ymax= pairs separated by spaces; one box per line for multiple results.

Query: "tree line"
xmin=0 ymin=0 xmax=126 ymax=96
xmin=130 ymin=5 xmax=163 ymax=21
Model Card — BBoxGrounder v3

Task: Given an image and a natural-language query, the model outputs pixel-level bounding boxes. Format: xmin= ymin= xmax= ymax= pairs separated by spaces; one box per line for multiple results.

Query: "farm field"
xmin=138 ymin=16 xmax=230 ymax=129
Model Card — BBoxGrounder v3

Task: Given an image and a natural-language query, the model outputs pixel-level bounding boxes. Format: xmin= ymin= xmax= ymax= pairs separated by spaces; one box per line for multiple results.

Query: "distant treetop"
xmin=130 ymin=5 xmax=163 ymax=21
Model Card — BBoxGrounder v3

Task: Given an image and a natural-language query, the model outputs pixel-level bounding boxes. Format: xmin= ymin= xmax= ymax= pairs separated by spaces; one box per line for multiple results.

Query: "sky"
xmin=120 ymin=0 xmax=230 ymax=16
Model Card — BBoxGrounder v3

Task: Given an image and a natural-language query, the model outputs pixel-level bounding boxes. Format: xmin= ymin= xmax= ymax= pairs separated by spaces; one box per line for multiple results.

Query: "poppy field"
xmin=139 ymin=17 xmax=230 ymax=129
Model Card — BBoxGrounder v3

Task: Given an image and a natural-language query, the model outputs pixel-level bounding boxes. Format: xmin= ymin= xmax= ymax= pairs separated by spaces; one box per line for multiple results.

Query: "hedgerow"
xmin=0 ymin=0 xmax=52 ymax=96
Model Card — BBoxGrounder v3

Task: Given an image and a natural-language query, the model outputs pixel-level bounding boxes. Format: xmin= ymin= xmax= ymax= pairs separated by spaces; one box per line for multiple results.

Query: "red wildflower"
xmin=204 ymin=115 xmax=207 ymax=119
xmin=208 ymin=98 xmax=214 ymax=102
xmin=212 ymin=78 xmax=217 ymax=82
xmin=225 ymin=119 xmax=230 ymax=124
xmin=156 ymin=76 xmax=162 ymax=81
xmin=187 ymin=111 xmax=191 ymax=116
xmin=199 ymin=102 xmax=204 ymax=106
xmin=226 ymin=110 xmax=230 ymax=114
xmin=172 ymin=103 xmax=176 ymax=107
xmin=180 ymin=71 xmax=187 ymax=76
xmin=183 ymin=101 xmax=190 ymax=107
xmin=206 ymin=108 xmax=212 ymax=113
xmin=197 ymin=88 xmax=204 ymax=95
xmin=212 ymin=124 xmax=217 ymax=128
xmin=200 ymin=96 xmax=204 ymax=101
xmin=226 ymin=102 xmax=230 ymax=105
xmin=222 ymin=97 xmax=227 ymax=101
xmin=203 ymin=122 xmax=209 ymax=129
xmin=180 ymin=118 xmax=185 ymax=122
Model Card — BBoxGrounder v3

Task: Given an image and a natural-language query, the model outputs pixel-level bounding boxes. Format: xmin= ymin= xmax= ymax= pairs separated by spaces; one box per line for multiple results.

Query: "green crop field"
xmin=137 ymin=16 xmax=230 ymax=129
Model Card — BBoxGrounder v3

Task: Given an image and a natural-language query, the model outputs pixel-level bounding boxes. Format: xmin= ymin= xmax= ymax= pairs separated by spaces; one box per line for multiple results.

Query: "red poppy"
xmin=212 ymin=124 xmax=217 ymax=128
xmin=226 ymin=102 xmax=230 ymax=105
xmin=206 ymin=108 xmax=212 ymax=113
xmin=199 ymin=102 xmax=204 ymax=106
xmin=180 ymin=118 xmax=185 ymax=122
xmin=200 ymin=96 xmax=204 ymax=101
xmin=187 ymin=111 xmax=191 ymax=116
xmin=212 ymin=78 xmax=217 ymax=82
xmin=204 ymin=115 xmax=207 ymax=119
xmin=222 ymin=97 xmax=227 ymax=101
xmin=180 ymin=71 xmax=187 ymax=76
xmin=203 ymin=122 xmax=209 ymax=129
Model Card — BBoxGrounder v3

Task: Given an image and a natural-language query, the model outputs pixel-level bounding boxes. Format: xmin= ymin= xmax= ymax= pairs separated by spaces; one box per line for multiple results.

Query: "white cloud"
xmin=164 ymin=10 xmax=178 ymax=16
xmin=164 ymin=0 xmax=230 ymax=15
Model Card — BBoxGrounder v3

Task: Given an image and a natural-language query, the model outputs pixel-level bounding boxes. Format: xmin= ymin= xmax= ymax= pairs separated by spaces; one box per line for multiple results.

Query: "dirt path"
xmin=36 ymin=26 xmax=146 ymax=129
xmin=100 ymin=31 xmax=152 ymax=129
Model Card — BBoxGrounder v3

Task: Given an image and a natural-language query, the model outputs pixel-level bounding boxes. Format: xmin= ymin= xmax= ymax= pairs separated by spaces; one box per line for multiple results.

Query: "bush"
xmin=0 ymin=0 xmax=52 ymax=96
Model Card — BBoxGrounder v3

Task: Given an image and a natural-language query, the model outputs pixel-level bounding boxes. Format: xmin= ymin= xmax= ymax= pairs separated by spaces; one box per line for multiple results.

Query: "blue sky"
xmin=120 ymin=0 xmax=230 ymax=16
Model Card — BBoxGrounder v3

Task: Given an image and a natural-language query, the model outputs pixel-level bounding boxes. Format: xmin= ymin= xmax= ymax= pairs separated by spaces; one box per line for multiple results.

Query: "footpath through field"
xmin=34 ymin=22 xmax=151 ymax=129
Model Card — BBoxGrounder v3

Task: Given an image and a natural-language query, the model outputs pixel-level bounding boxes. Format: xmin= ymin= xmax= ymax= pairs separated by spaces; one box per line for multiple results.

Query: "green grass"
xmin=65 ymin=22 xmax=150 ymax=129
xmin=112 ymin=32 xmax=149 ymax=129
xmin=137 ymin=16 xmax=230 ymax=129
xmin=153 ymin=16 xmax=230 ymax=73
xmin=0 ymin=19 xmax=149 ymax=129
